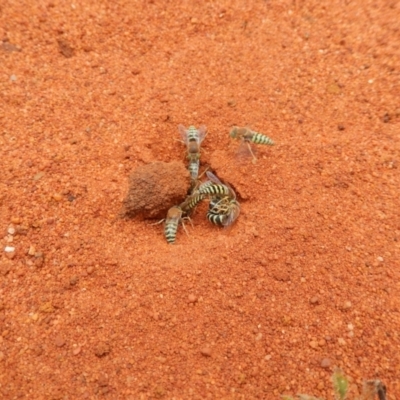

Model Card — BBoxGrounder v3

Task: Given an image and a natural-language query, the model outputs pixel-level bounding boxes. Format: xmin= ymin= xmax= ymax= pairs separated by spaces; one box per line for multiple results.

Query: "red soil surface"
xmin=1 ymin=1 xmax=399 ymax=399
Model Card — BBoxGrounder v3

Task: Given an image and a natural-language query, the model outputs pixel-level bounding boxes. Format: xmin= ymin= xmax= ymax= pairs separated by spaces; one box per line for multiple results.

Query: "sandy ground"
xmin=1 ymin=0 xmax=400 ymax=399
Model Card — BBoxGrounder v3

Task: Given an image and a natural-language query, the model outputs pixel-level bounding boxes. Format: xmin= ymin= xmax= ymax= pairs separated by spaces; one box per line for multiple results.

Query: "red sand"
xmin=1 ymin=1 xmax=399 ymax=398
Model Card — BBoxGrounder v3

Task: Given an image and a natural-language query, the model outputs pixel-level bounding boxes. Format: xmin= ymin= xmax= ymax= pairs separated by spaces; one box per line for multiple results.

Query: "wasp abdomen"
xmin=207 ymin=211 xmax=227 ymax=226
xmin=251 ymin=132 xmax=274 ymax=146
xmin=164 ymin=221 xmax=179 ymax=243
xmin=199 ymin=184 xmax=230 ymax=197
xmin=180 ymin=193 xmax=205 ymax=212
xmin=164 ymin=206 xmax=183 ymax=244
xmin=188 ymin=159 xmax=200 ymax=180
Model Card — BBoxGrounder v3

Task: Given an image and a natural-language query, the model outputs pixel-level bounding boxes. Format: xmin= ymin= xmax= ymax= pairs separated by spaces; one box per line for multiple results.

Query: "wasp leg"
xmin=180 ymin=217 xmax=193 ymax=237
xmin=197 ymin=165 xmax=210 ymax=179
xmin=246 ymin=141 xmax=257 ymax=163
xmin=149 ymin=219 xmax=165 ymax=226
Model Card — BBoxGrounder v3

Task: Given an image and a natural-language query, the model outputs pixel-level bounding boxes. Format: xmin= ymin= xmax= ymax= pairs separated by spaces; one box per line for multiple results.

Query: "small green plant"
xmin=333 ymin=369 xmax=349 ymax=400
xmin=282 ymin=369 xmax=386 ymax=400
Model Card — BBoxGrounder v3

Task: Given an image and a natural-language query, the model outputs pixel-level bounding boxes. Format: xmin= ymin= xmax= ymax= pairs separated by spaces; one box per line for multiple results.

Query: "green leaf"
xmin=332 ymin=369 xmax=348 ymax=400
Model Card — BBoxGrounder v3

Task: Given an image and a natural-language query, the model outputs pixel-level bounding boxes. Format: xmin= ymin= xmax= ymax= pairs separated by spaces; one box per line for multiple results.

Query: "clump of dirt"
xmin=122 ymin=161 xmax=190 ymax=219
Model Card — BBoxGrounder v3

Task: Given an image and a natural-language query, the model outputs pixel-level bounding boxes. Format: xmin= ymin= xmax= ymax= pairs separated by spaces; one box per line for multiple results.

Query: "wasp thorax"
xmin=229 ymin=127 xmax=238 ymax=138
xmin=166 ymin=206 xmax=183 ymax=219
xmin=230 ymin=127 xmax=247 ymax=139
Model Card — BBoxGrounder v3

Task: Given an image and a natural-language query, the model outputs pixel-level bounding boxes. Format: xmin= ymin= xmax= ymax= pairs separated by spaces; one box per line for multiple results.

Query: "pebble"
xmin=326 ymin=83 xmax=341 ymax=94
xmin=55 ymin=336 xmax=66 ymax=347
xmin=377 ymin=256 xmax=384 ymax=262
xmin=320 ymin=358 xmax=331 ymax=368
xmin=347 ymin=323 xmax=354 ymax=331
xmin=200 ymin=346 xmax=212 ymax=357
xmin=34 ymin=253 xmax=45 ymax=268
xmin=7 ymin=226 xmax=16 ymax=235
xmin=70 ymin=276 xmax=79 ymax=286
xmin=53 ymin=193 xmax=62 ymax=201
xmin=4 ymin=246 xmax=15 ymax=253
xmin=28 ymin=245 xmax=36 ymax=256
xmin=255 ymin=333 xmax=263 ymax=341
xmin=310 ymin=296 xmax=319 ymax=305
xmin=309 ymin=341 xmax=318 ymax=349
xmin=15 ymin=225 xmax=28 ymax=235
xmin=95 ymin=342 xmax=110 ymax=357
xmin=87 ymin=266 xmax=95 ymax=275
xmin=72 ymin=345 xmax=81 ymax=355
xmin=33 ymin=172 xmax=45 ymax=181
xmin=188 ymin=294 xmax=197 ymax=303
xmin=343 ymin=301 xmax=352 ymax=309
xmin=338 ymin=337 xmax=346 ymax=346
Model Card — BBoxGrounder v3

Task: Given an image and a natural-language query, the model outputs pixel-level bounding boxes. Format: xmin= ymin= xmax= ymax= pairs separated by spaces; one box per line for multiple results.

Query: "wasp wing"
xmin=222 ymin=201 xmax=241 ymax=227
xmin=178 ymin=124 xmax=190 ymax=145
xmin=196 ymin=125 xmax=207 ymax=144
xmin=236 ymin=139 xmax=258 ymax=161
xmin=205 ymin=170 xmax=223 ymax=185
xmin=205 ymin=171 xmax=237 ymax=199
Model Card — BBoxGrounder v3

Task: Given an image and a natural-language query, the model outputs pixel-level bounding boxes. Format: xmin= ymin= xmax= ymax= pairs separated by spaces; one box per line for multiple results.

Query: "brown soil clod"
xmin=121 ymin=161 xmax=190 ymax=220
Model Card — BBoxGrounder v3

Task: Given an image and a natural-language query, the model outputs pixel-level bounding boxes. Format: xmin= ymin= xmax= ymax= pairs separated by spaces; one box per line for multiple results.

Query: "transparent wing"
xmin=205 ymin=170 xmax=223 ymax=185
xmin=197 ymin=125 xmax=207 ymax=144
xmin=205 ymin=171 xmax=237 ymax=199
xmin=178 ymin=124 xmax=190 ymax=144
xmin=209 ymin=197 xmax=230 ymax=213
xmin=222 ymin=201 xmax=240 ymax=227
xmin=236 ymin=139 xmax=258 ymax=162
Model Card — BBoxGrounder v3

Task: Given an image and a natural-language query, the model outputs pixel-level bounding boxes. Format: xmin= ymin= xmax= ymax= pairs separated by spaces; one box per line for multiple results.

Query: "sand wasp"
xmin=207 ymin=196 xmax=240 ymax=227
xmin=179 ymin=125 xmax=207 ymax=181
xmin=163 ymin=204 xmax=194 ymax=244
xmin=164 ymin=206 xmax=183 ymax=244
xmin=200 ymin=171 xmax=240 ymax=227
xmin=229 ymin=126 xmax=274 ymax=162
xmin=198 ymin=171 xmax=235 ymax=198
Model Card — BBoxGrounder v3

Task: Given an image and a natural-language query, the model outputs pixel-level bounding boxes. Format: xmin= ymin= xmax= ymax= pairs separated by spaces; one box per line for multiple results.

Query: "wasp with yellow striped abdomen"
xmin=207 ymin=196 xmax=241 ymax=227
xmin=198 ymin=171 xmax=235 ymax=198
xmin=200 ymin=171 xmax=241 ymax=227
xmin=163 ymin=204 xmax=194 ymax=244
xmin=229 ymin=126 xmax=274 ymax=162
xmin=164 ymin=206 xmax=183 ymax=244
xmin=178 ymin=125 xmax=207 ymax=181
